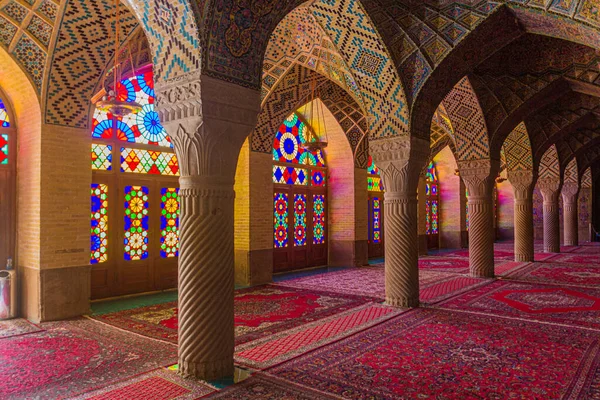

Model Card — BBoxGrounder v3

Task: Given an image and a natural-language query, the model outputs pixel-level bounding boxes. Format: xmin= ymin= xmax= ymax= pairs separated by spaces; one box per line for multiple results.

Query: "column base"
xmin=469 ymin=269 xmax=495 ymax=279
xmin=563 ymin=241 xmax=578 ymax=247
xmin=385 ymin=296 xmax=420 ymax=308
xmin=514 ymin=254 xmax=533 ymax=263
xmin=544 ymin=246 xmax=560 ymax=253
xmin=178 ymin=356 xmax=234 ymax=381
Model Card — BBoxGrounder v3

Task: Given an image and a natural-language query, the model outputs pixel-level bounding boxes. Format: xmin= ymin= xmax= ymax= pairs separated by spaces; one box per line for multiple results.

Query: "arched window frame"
xmin=0 ymin=88 xmax=16 ymax=266
xmin=425 ymin=161 xmax=439 ymax=236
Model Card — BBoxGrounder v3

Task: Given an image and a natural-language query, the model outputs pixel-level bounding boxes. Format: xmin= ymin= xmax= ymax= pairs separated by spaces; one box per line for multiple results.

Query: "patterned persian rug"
xmin=444 ymin=248 xmax=515 ymax=261
xmin=92 ymin=285 xmax=376 ymax=345
xmin=503 ymin=262 xmax=600 ymax=288
xmin=544 ymin=253 xmax=600 ymax=265
xmin=209 ymin=374 xmax=337 ymax=399
xmin=0 ymin=319 xmax=42 ymax=339
xmin=438 ymin=280 xmax=600 ymax=330
xmin=70 ymin=368 xmax=215 ymax=399
xmin=234 ymin=303 xmax=401 ymax=369
xmin=0 ymin=318 xmax=177 ymax=399
xmin=264 ymin=309 xmax=600 ymax=399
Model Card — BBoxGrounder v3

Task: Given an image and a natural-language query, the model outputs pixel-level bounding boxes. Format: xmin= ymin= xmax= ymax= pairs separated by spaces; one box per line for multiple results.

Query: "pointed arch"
xmin=581 ymin=167 xmax=592 ymax=189
xmin=539 ymin=145 xmax=560 ymax=181
xmin=564 ymin=157 xmax=579 ymax=185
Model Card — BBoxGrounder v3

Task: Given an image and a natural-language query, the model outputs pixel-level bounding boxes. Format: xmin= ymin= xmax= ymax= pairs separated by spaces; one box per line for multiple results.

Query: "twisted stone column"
xmin=562 ymin=183 xmax=579 ymax=246
xmin=370 ymin=137 xmax=428 ymax=307
xmin=508 ymin=171 xmax=535 ymax=262
xmin=156 ymin=74 xmax=260 ymax=380
xmin=459 ymin=159 xmax=499 ymax=278
xmin=539 ymin=179 xmax=561 ymax=253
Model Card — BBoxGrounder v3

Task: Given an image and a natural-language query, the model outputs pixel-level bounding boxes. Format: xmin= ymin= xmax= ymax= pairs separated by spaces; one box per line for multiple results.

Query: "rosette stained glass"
xmin=160 ymin=188 xmax=180 ymax=258
xmin=311 ymin=170 xmax=326 ymax=187
xmin=294 ymin=194 xmax=307 ymax=246
xmin=313 ymin=194 xmax=325 ymax=244
xmin=274 ymin=193 xmax=289 ymax=248
xmin=91 ymin=144 xmax=113 ymax=171
xmin=92 ymin=71 xmax=171 ymax=147
xmin=273 ymin=113 xmax=325 ymax=167
xmin=367 ymin=156 xmax=379 ymax=175
xmin=91 ymin=184 xmax=108 ymax=264
xmin=124 ymin=186 xmax=149 ymax=261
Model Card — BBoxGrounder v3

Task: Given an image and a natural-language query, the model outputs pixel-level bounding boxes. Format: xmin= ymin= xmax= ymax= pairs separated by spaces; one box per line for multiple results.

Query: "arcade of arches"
xmin=2 ymin=0 xmax=600 ymax=398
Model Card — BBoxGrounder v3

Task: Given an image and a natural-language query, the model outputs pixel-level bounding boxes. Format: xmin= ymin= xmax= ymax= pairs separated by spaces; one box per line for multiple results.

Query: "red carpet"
xmin=71 ymin=368 xmax=215 ymax=399
xmin=495 ymin=261 xmax=530 ymax=275
xmin=235 ymin=304 xmax=400 ymax=369
xmin=504 ymin=262 xmax=600 ymax=288
xmin=0 ymin=319 xmax=42 ymax=338
xmin=546 ymin=254 xmax=600 ymax=264
xmin=0 ymin=319 xmax=176 ymax=399
xmin=418 ymin=256 xmax=470 ymax=273
xmin=92 ymin=285 xmax=375 ymax=345
xmin=210 ymin=374 xmax=332 ymax=399
xmin=419 ymin=276 xmax=488 ymax=303
xmin=438 ymin=280 xmax=600 ymax=330
xmin=444 ymin=248 xmax=514 ymax=260
xmin=262 ymin=309 xmax=600 ymax=399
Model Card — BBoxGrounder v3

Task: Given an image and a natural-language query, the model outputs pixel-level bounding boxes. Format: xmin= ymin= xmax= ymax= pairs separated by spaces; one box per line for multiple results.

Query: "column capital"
xmin=508 ymin=170 xmax=536 ymax=200
xmin=538 ymin=178 xmax=561 ymax=203
xmin=369 ymin=136 xmax=429 ymax=195
xmin=561 ymin=182 xmax=579 ymax=204
xmin=457 ymin=159 xmax=500 ymax=198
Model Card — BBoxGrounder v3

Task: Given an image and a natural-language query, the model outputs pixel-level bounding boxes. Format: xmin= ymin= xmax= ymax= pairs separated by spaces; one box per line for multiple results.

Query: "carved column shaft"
xmin=539 ymin=179 xmax=561 ymax=253
xmin=562 ymin=183 xmax=579 ymax=246
xmin=459 ymin=159 xmax=499 ymax=278
xmin=508 ymin=171 xmax=535 ymax=262
xmin=156 ymin=74 xmax=260 ymax=380
xmin=371 ymin=137 xmax=428 ymax=308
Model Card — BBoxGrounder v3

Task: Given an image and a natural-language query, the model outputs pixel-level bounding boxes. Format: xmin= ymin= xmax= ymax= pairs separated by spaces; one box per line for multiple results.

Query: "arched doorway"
xmin=0 ymin=92 xmax=15 ymax=268
xmin=367 ymin=156 xmax=384 ymax=258
xmin=90 ymin=69 xmax=180 ymax=299
xmin=273 ymin=113 xmax=327 ymax=272
xmin=425 ymin=161 xmax=440 ymax=249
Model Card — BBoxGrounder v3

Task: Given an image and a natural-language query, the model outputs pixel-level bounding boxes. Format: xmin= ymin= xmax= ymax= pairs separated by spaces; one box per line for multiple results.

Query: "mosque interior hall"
xmin=3 ymin=0 xmax=600 ymax=398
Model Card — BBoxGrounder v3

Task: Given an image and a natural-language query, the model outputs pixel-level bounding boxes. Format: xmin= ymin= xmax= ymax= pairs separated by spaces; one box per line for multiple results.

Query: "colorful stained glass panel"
xmin=294 ymin=194 xmax=307 ymax=246
xmin=311 ymin=170 xmax=326 ymax=187
xmin=373 ymin=197 xmax=381 ymax=244
xmin=0 ymin=98 xmax=10 ymax=127
xmin=121 ymin=148 xmax=179 ymax=176
xmin=91 ymin=144 xmax=112 ymax=171
xmin=274 ymin=193 xmax=289 ymax=248
xmin=367 ymin=156 xmax=379 ymax=175
xmin=0 ymin=134 xmax=7 ymax=165
xmin=91 ymin=183 xmax=108 ymax=264
xmin=368 ymin=176 xmax=384 ymax=192
xmin=160 ymin=188 xmax=180 ymax=258
xmin=273 ymin=166 xmax=308 ymax=185
xmin=273 ymin=113 xmax=325 ymax=167
xmin=124 ymin=186 xmax=149 ymax=261
xmin=313 ymin=194 xmax=325 ymax=245
xmin=431 ymin=200 xmax=439 ymax=234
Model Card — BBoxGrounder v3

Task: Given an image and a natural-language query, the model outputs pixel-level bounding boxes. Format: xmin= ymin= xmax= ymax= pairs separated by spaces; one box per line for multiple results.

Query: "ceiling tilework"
xmin=0 ymin=0 xmax=61 ymax=93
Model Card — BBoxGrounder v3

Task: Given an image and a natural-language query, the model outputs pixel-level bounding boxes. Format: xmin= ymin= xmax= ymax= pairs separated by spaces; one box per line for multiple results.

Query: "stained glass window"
xmin=124 ymin=185 xmax=149 ymax=261
xmin=274 ymin=193 xmax=289 ymax=248
xmin=273 ymin=113 xmax=325 ymax=167
xmin=311 ymin=170 xmax=326 ymax=187
xmin=121 ymin=147 xmax=179 ymax=176
xmin=273 ymin=166 xmax=308 ymax=185
xmin=313 ymin=194 xmax=325 ymax=244
xmin=367 ymin=156 xmax=384 ymax=192
xmin=91 ymin=184 xmax=108 ymax=264
xmin=294 ymin=194 xmax=307 ymax=246
xmin=91 ymin=144 xmax=113 ymax=171
xmin=372 ymin=197 xmax=381 ymax=244
xmin=465 ymin=188 xmax=470 ymax=231
xmin=92 ymin=71 xmax=171 ymax=147
xmin=367 ymin=156 xmax=379 ymax=175
xmin=425 ymin=161 xmax=439 ymax=235
xmin=0 ymin=98 xmax=10 ymax=127
xmin=160 ymin=188 xmax=180 ymax=258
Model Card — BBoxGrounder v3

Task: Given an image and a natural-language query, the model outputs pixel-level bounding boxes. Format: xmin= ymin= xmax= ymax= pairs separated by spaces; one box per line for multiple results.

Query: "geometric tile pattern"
xmin=2 ymin=1 xmax=28 ymax=23
xmin=26 ymin=15 xmax=52 ymax=48
xmin=564 ymin=157 xmax=578 ymax=184
xmin=12 ymin=35 xmax=45 ymax=91
xmin=442 ymin=77 xmax=490 ymax=161
xmin=539 ymin=144 xmax=560 ymax=180
xmin=44 ymin=0 xmax=138 ymax=127
xmin=309 ymin=0 xmax=410 ymax=138
xmin=0 ymin=15 xmax=17 ymax=47
xmin=581 ymin=167 xmax=592 ymax=188
xmin=37 ymin=0 xmax=58 ymax=21
xmin=503 ymin=122 xmax=533 ymax=171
